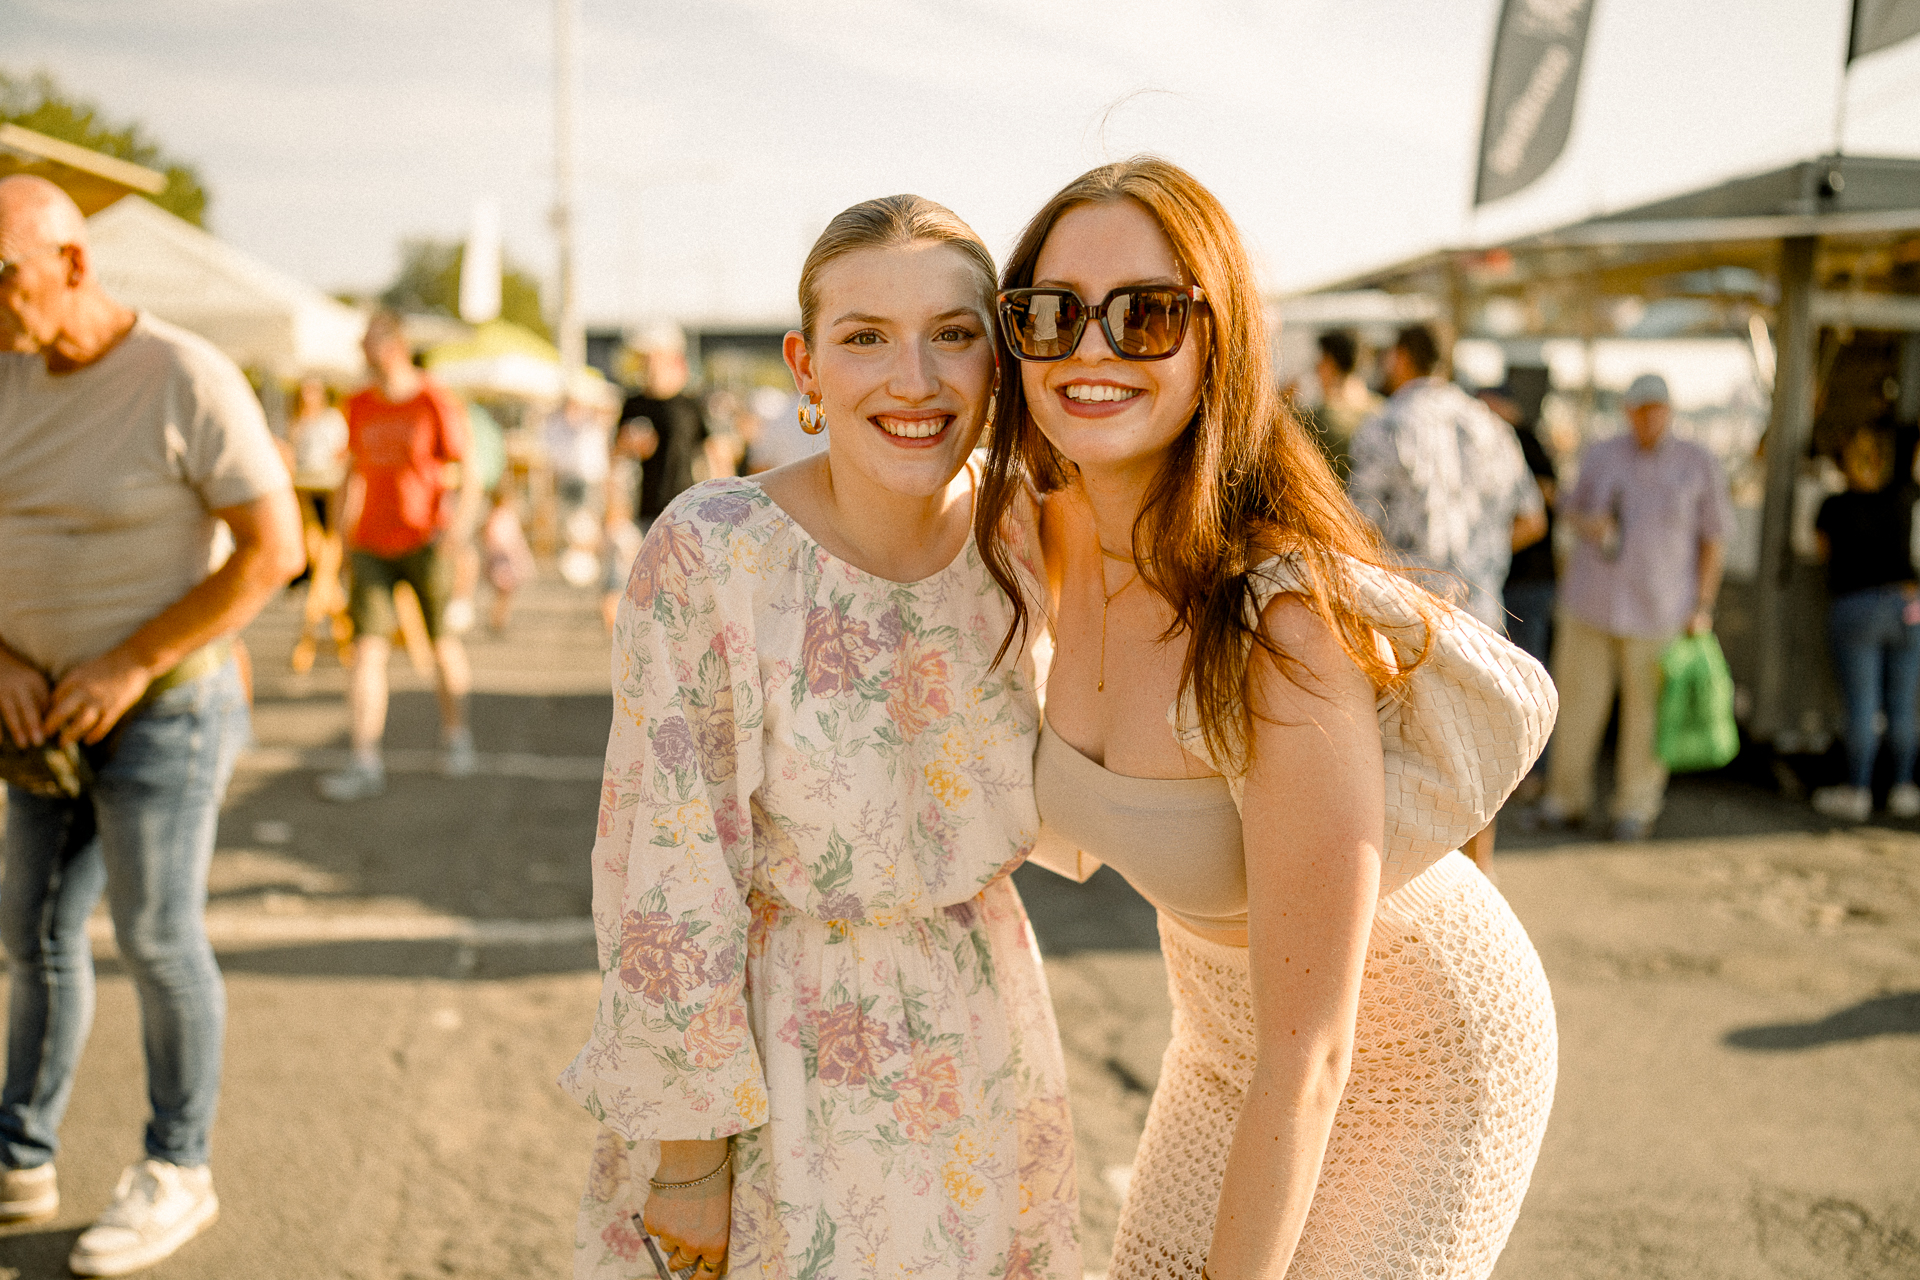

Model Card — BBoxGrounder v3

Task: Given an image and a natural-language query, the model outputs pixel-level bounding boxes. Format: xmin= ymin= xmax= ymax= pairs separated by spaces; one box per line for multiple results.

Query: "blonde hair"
xmin=796 ymin=195 xmax=996 ymax=341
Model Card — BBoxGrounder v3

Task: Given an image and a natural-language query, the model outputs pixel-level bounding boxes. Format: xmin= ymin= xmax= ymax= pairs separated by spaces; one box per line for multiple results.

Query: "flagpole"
xmin=554 ymin=0 xmax=583 ymax=381
xmin=1834 ymin=0 xmax=1855 ymax=155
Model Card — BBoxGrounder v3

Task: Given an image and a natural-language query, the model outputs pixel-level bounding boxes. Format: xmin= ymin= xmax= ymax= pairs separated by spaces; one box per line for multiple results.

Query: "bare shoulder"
xmin=1247 ymin=593 xmax=1373 ymax=720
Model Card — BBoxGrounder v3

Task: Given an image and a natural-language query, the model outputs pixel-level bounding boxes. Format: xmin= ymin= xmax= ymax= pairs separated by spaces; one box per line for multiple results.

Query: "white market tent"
xmin=86 ymin=196 xmax=366 ymax=380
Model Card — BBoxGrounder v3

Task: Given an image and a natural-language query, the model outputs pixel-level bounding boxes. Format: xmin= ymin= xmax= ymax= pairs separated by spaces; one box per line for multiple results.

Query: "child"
xmin=481 ymin=489 xmax=536 ymax=635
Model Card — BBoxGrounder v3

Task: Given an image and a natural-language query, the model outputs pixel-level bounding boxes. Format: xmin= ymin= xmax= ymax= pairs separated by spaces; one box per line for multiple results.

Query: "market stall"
xmin=1304 ymin=152 xmax=1920 ymax=751
xmin=85 ymin=195 xmax=366 ymax=380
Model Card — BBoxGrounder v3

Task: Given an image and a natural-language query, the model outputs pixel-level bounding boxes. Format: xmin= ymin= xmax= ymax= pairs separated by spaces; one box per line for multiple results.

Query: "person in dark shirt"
xmin=1812 ymin=425 xmax=1920 ymax=822
xmin=1306 ymin=329 xmax=1378 ymax=480
xmin=615 ymin=348 xmax=710 ymax=525
xmin=1482 ymin=382 xmax=1558 ymax=669
xmin=603 ymin=340 xmax=714 ymax=629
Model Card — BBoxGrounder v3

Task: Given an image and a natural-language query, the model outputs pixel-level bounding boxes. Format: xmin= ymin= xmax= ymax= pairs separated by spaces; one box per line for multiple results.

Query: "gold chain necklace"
xmin=1098 ymin=563 xmax=1141 ymax=693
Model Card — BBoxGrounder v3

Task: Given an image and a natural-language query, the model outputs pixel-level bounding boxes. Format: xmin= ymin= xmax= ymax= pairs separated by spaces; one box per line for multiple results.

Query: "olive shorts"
xmin=347 ymin=544 xmax=452 ymax=641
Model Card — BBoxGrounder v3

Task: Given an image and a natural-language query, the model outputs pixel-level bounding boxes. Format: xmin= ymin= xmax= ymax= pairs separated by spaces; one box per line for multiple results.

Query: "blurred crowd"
xmin=1295 ymin=321 xmax=1920 ymax=837
xmin=283 ymin=322 xmax=821 ymax=653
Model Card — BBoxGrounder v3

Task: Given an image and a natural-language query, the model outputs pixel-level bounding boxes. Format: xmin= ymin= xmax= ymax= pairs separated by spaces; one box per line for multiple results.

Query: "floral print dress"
xmin=560 ymin=477 xmax=1079 ymax=1280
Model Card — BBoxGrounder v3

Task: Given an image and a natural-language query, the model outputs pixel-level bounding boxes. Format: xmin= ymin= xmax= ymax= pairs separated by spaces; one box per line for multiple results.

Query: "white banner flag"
xmin=458 ymin=198 xmax=502 ymax=324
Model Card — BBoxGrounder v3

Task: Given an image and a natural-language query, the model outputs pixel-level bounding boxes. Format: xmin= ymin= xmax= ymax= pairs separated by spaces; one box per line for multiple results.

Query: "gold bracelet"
xmin=648 ymin=1149 xmax=732 ymax=1191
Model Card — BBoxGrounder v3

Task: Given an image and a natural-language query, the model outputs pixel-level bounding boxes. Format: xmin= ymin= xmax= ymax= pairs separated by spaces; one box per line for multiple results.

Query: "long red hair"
xmin=975 ymin=156 xmax=1429 ymax=770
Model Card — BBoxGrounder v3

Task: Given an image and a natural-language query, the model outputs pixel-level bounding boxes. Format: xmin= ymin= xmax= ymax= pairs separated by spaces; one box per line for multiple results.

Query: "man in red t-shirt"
xmin=320 ymin=310 xmax=481 ymax=801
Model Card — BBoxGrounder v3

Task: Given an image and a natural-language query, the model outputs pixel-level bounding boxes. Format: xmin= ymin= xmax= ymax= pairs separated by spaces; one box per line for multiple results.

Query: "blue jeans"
xmin=0 ymin=659 xmax=247 ymax=1170
xmin=1828 ymin=586 xmax=1920 ymax=791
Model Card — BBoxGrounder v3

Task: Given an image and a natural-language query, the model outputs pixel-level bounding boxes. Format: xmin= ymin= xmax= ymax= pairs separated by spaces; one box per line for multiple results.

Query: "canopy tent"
xmin=1306 ymin=152 xmax=1920 ymax=750
xmin=85 ymin=195 xmax=366 ymax=379
xmin=423 ymin=318 xmax=617 ymax=407
xmin=0 ymin=122 xmax=165 ymax=216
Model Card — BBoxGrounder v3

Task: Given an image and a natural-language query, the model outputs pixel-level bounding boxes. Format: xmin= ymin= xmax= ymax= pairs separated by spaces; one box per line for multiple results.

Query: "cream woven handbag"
xmin=1171 ymin=554 xmax=1558 ymax=898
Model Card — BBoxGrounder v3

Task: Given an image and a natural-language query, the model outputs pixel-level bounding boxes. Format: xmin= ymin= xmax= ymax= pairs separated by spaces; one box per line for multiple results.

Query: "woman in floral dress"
xmin=561 ymin=195 xmax=1079 ymax=1280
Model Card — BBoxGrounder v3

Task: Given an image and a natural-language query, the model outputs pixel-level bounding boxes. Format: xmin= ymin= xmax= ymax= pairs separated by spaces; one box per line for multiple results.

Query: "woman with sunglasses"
xmin=563 ymin=195 xmax=1079 ymax=1279
xmin=978 ymin=158 xmax=1557 ymax=1280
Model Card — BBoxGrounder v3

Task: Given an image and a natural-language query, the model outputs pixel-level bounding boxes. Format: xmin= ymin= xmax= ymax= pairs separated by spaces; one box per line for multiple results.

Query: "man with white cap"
xmin=1538 ymin=372 xmax=1730 ymax=841
xmin=0 ymin=174 xmax=302 ymax=1273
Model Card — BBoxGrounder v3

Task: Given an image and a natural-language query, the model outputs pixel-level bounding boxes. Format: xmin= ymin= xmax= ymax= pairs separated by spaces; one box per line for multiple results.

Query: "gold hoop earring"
xmin=798 ymin=398 xmax=827 ymax=436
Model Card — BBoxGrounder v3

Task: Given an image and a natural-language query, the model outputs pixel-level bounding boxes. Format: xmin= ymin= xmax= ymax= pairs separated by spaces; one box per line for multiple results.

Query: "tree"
xmin=0 ymin=69 xmax=210 ymax=226
xmin=380 ymin=237 xmax=551 ymax=341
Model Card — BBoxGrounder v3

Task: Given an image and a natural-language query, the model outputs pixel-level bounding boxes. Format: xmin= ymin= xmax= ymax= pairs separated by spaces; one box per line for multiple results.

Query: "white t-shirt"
xmin=543 ymin=407 xmax=610 ymax=485
xmin=0 ymin=313 xmax=292 ymax=676
xmin=290 ymin=406 xmax=349 ymax=489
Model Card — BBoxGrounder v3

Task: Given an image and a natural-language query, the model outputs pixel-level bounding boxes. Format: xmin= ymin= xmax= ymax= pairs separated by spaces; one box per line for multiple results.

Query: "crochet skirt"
xmin=1109 ymin=853 xmax=1557 ymax=1280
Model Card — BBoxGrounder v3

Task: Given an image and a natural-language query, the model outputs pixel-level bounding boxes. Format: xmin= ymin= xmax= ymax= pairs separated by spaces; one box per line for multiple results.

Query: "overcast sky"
xmin=12 ymin=0 xmax=1920 ymax=326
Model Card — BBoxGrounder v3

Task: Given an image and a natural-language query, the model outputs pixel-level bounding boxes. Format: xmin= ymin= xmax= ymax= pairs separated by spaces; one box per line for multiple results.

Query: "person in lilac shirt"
xmin=1538 ymin=373 xmax=1729 ymax=841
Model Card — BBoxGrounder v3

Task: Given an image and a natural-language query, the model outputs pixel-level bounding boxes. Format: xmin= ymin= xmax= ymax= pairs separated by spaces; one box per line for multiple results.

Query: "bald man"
xmin=0 ymin=175 xmax=302 ymax=1275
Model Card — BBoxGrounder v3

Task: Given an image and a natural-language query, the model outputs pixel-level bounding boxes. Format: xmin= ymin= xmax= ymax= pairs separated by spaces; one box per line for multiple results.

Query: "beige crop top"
xmin=1031 ymin=719 xmax=1248 ymax=932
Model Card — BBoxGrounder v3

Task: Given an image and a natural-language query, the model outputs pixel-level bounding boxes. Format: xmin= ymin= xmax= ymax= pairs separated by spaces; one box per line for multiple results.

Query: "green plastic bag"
xmin=1657 ymin=632 xmax=1740 ymax=772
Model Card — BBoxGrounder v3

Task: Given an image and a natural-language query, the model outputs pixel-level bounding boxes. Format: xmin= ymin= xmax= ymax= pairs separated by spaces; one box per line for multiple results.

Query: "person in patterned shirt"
xmin=1346 ymin=325 xmax=1546 ymax=632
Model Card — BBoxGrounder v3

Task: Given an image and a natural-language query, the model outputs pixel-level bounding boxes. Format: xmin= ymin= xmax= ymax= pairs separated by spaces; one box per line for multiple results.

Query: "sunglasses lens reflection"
xmin=1114 ymin=291 xmax=1184 ymax=357
xmin=1006 ymin=292 xmax=1080 ymax=359
xmin=1002 ymin=289 xmax=1189 ymax=361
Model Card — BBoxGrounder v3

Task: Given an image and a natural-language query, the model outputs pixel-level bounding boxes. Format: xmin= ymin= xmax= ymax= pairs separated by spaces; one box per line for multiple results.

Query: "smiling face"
xmin=1019 ymin=199 xmax=1205 ymax=484
xmin=783 ymin=240 xmax=995 ymax=500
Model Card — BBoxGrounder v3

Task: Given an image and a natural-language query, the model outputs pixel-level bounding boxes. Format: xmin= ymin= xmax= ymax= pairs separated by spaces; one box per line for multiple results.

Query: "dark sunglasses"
xmin=996 ymin=285 xmax=1205 ymax=363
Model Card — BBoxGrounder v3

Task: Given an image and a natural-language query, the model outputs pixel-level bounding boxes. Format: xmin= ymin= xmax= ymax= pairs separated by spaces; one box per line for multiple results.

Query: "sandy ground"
xmin=0 ymin=576 xmax=1913 ymax=1279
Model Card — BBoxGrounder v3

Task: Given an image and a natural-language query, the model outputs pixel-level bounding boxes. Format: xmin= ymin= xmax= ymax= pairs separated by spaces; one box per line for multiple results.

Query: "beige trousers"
xmin=1545 ymin=610 xmax=1673 ymax=823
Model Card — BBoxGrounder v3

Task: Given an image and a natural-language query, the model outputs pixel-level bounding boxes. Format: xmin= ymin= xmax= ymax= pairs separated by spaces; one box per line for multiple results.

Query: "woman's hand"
xmin=643 ymin=1139 xmax=731 ymax=1277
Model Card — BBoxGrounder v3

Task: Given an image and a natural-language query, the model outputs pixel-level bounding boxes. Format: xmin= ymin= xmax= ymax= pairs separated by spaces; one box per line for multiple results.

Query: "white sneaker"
xmin=1890 ymin=782 xmax=1920 ymax=819
xmin=318 ymin=761 xmax=385 ymax=802
xmin=441 ymin=730 xmax=478 ymax=778
xmin=0 ymin=1161 xmax=57 ymax=1222
xmin=1811 ymin=785 xmax=1872 ymax=824
xmin=68 ymin=1159 xmax=218 ymax=1277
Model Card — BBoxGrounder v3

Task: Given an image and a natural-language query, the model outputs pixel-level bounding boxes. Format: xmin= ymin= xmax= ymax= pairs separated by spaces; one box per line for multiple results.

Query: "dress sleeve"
xmin=559 ymin=502 xmax=771 ymax=1142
